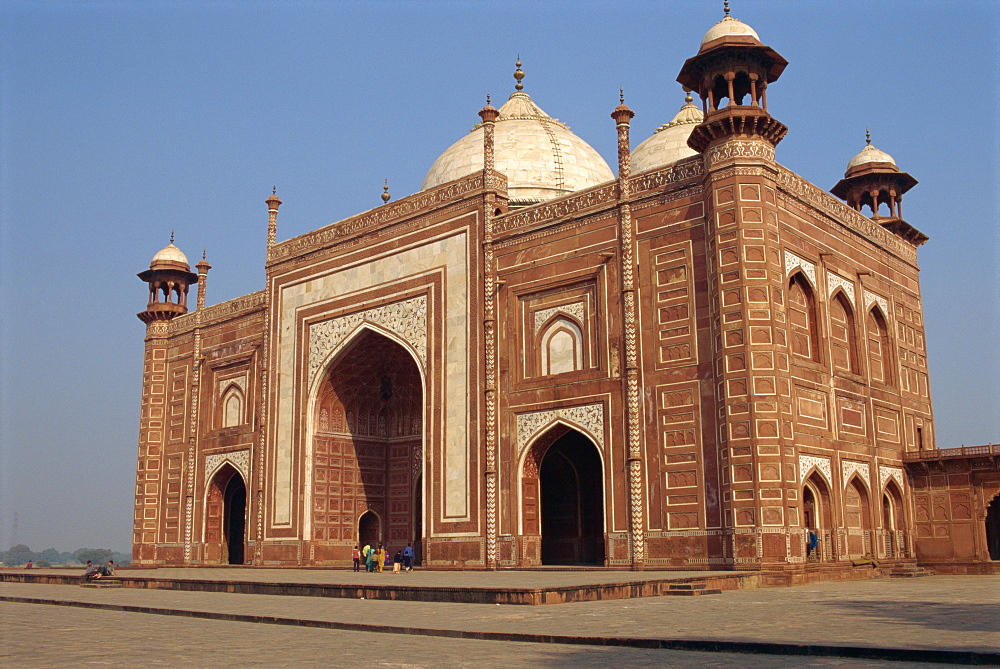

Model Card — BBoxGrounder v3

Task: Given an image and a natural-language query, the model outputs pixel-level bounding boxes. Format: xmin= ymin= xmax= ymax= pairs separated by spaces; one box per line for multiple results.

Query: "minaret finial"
xmin=514 ymin=56 xmax=524 ymax=92
xmin=381 ymin=179 xmax=391 ymax=204
xmin=169 ymin=230 xmax=174 ymax=244
xmin=202 ymin=248 xmax=206 ymax=260
xmin=619 ymin=86 xmax=625 ymax=104
xmin=486 ymin=93 xmax=491 ymax=105
xmin=865 ymin=128 xmax=871 ymax=145
xmin=684 ymin=86 xmax=693 ymax=104
xmin=724 ymin=0 xmax=730 ymax=16
xmin=272 ymin=185 xmax=276 ymax=196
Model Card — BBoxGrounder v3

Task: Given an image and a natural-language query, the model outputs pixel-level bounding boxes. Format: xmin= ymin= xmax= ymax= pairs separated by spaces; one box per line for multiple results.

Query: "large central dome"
xmin=421 ymin=72 xmax=613 ymax=205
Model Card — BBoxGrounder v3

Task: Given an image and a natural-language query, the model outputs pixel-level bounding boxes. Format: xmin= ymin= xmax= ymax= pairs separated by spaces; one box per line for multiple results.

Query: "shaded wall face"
xmin=312 ymin=331 xmax=422 ymax=553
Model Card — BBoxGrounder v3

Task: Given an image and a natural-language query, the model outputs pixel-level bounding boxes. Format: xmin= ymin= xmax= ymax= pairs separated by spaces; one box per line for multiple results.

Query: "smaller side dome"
xmin=632 ymin=94 xmax=704 ymax=172
xmin=700 ymin=15 xmax=760 ymax=47
xmin=847 ymin=143 xmax=898 ymax=171
xmin=151 ymin=241 xmax=190 ymax=268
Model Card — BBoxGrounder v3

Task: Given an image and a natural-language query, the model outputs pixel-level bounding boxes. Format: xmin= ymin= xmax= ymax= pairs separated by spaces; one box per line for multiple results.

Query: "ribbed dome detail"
xmin=847 ymin=143 xmax=898 ymax=170
xmin=701 ymin=15 xmax=760 ymax=46
xmin=151 ymin=242 xmax=190 ymax=267
xmin=632 ymin=99 xmax=704 ymax=172
xmin=422 ymin=91 xmax=613 ymax=204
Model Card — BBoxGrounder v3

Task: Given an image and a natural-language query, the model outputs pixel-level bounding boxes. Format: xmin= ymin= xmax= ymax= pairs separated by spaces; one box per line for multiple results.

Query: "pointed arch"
xmin=538 ymin=315 xmax=584 ymax=376
xmin=829 ymin=290 xmax=859 ymax=374
xmin=866 ymin=306 xmax=894 ymax=386
xmin=844 ymin=475 xmax=873 ymax=557
xmin=220 ymin=384 xmax=245 ymax=428
xmin=986 ymin=494 xmax=1000 ymax=561
xmin=787 ymin=272 xmax=820 ymax=362
xmin=204 ymin=464 xmax=247 ymax=565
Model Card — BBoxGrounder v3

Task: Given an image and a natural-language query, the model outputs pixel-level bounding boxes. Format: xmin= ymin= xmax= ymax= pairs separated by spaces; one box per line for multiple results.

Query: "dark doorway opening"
xmin=358 ymin=510 xmax=380 ymax=548
xmin=540 ymin=430 xmax=604 ymax=565
xmin=223 ymin=473 xmax=246 ymax=565
xmin=987 ymin=496 xmax=1000 ymax=561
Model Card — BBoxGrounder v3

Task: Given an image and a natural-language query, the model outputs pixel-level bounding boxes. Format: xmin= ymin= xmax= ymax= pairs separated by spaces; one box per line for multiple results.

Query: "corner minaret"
xmin=137 ymin=234 xmax=199 ymax=323
xmin=676 ymin=2 xmax=788 ymax=153
xmin=831 ymin=132 xmax=926 ymax=245
xmin=266 ymin=187 xmax=282 ymax=249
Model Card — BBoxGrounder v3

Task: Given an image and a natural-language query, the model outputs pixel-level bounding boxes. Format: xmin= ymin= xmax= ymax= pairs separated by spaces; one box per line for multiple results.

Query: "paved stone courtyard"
xmin=2 ymin=573 xmax=997 ymax=666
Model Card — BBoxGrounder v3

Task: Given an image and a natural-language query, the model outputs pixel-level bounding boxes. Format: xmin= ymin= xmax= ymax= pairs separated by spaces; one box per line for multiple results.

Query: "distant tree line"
xmin=0 ymin=544 xmax=131 ymax=568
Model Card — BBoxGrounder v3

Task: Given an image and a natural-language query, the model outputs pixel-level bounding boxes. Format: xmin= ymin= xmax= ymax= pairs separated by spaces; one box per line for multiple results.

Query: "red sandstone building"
xmin=132 ymin=9 xmax=999 ymax=572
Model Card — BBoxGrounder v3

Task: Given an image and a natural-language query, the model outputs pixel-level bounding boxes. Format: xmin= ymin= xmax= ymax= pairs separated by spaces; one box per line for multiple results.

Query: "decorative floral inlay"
xmin=784 ymin=251 xmax=817 ymax=286
xmin=798 ymin=454 xmax=831 ymax=485
xmin=863 ymin=289 xmax=890 ymax=317
xmin=308 ymin=296 xmax=427 ymax=386
xmin=218 ymin=375 xmax=247 ymax=398
xmin=205 ymin=449 xmax=250 ymax=485
xmin=516 ymin=403 xmax=605 ymax=453
xmin=706 ymin=141 xmax=775 ymax=166
xmin=827 ymin=273 xmax=856 ymax=305
xmin=879 ymin=465 xmax=904 ymax=491
xmin=841 ymin=459 xmax=871 ymax=489
xmin=533 ymin=302 xmax=585 ymax=334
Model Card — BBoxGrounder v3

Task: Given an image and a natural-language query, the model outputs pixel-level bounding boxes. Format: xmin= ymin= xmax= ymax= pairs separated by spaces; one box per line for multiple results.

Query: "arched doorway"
xmin=206 ymin=464 xmax=247 ymax=565
xmin=803 ymin=471 xmax=833 ymax=561
xmin=312 ymin=328 xmax=423 ymax=564
xmin=536 ymin=429 xmax=605 ymax=565
xmin=882 ymin=481 xmax=906 ymax=558
xmin=987 ymin=496 xmax=1000 ymax=561
xmin=358 ymin=510 xmax=380 ymax=548
xmin=844 ymin=477 xmax=872 ymax=557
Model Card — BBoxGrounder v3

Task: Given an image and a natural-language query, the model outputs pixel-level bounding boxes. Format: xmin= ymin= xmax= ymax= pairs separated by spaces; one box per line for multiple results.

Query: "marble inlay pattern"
xmin=205 ymin=449 xmax=250 ymax=484
xmin=842 ymin=459 xmax=871 ymax=489
xmin=308 ymin=296 xmax=427 ymax=386
xmin=784 ymin=251 xmax=817 ymax=286
xmin=516 ymin=403 xmax=605 ymax=453
xmin=533 ymin=302 xmax=585 ymax=334
xmin=863 ymin=289 xmax=890 ymax=317
xmin=879 ymin=465 xmax=904 ymax=491
xmin=218 ymin=375 xmax=246 ymax=398
xmin=799 ymin=454 xmax=831 ymax=485
xmin=827 ymin=273 xmax=856 ymax=305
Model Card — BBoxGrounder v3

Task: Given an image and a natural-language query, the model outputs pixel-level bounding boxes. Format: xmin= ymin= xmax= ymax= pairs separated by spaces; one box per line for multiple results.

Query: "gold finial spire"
xmin=866 ymin=128 xmax=871 ymax=145
xmin=724 ymin=0 xmax=730 ymax=16
xmin=381 ymin=179 xmax=391 ymax=204
xmin=684 ymin=86 xmax=693 ymax=104
xmin=169 ymin=230 xmax=174 ymax=244
xmin=513 ymin=57 xmax=524 ymax=92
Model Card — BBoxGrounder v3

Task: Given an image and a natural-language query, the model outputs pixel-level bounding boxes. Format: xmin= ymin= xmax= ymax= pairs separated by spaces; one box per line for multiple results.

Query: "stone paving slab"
xmin=3 ymin=601 xmax=965 ymax=669
xmin=2 ymin=575 xmax=997 ymax=663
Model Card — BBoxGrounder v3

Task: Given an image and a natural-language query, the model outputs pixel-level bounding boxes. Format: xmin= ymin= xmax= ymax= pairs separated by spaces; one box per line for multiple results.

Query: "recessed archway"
xmin=358 ymin=510 xmax=380 ymax=548
xmin=986 ymin=495 xmax=1000 ymax=561
xmin=206 ymin=464 xmax=246 ymax=565
xmin=531 ymin=428 xmax=605 ymax=565
xmin=312 ymin=327 xmax=423 ymax=563
xmin=803 ymin=471 xmax=833 ymax=561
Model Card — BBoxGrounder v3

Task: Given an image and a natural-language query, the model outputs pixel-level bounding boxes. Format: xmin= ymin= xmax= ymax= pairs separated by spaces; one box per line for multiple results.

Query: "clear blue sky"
xmin=1 ymin=1 xmax=997 ymax=552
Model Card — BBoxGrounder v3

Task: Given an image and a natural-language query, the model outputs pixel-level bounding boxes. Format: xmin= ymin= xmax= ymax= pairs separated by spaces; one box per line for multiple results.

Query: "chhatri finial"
xmin=381 ymin=179 xmax=391 ymax=204
xmin=684 ymin=86 xmax=693 ymax=104
xmin=724 ymin=0 xmax=730 ymax=16
xmin=169 ymin=230 xmax=175 ymax=244
xmin=514 ymin=57 xmax=524 ymax=92
xmin=865 ymin=128 xmax=872 ymax=145
xmin=619 ymin=86 xmax=625 ymax=104
xmin=202 ymin=248 xmax=207 ymax=260
xmin=272 ymin=185 xmax=276 ymax=196
xmin=486 ymin=94 xmax=491 ymax=106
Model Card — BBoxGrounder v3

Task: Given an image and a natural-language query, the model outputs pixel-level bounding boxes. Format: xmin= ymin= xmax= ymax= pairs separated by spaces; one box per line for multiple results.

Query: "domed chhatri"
xmin=700 ymin=3 xmax=760 ymax=47
xmin=631 ymin=92 xmax=704 ymax=173
xmin=846 ymin=132 xmax=898 ymax=173
xmin=422 ymin=61 xmax=613 ymax=205
xmin=149 ymin=232 xmax=191 ymax=268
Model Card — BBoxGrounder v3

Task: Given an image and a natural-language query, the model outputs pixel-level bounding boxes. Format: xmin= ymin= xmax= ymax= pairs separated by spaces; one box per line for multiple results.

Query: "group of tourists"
xmin=353 ymin=543 xmax=415 ymax=573
xmin=83 ymin=560 xmax=116 ymax=581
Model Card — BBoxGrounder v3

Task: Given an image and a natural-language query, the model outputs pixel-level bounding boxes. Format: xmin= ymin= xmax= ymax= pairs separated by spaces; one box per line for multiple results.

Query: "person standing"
xmin=365 ymin=545 xmax=376 ymax=572
xmin=352 ymin=546 xmax=361 ymax=572
xmin=393 ymin=550 xmax=402 ymax=573
xmin=402 ymin=543 xmax=414 ymax=572
xmin=376 ymin=544 xmax=386 ymax=572
xmin=807 ymin=529 xmax=819 ymax=559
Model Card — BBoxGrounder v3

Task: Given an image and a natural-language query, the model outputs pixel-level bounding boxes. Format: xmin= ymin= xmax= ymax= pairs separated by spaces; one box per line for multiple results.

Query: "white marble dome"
xmin=151 ymin=242 xmax=189 ymax=267
xmin=701 ymin=14 xmax=760 ymax=46
xmin=847 ymin=142 xmax=897 ymax=170
xmin=632 ymin=96 xmax=704 ymax=173
xmin=422 ymin=91 xmax=614 ymax=204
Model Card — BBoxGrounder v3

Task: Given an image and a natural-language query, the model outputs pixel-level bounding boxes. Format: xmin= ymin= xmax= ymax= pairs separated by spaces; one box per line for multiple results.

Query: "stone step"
xmin=667 ymin=582 xmax=722 ymax=596
xmin=889 ymin=565 xmax=932 ymax=578
xmin=81 ymin=578 xmax=124 ymax=588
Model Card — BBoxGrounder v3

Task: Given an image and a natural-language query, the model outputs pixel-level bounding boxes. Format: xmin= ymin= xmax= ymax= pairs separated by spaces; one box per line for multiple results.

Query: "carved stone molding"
xmin=706 ymin=141 xmax=775 ymax=166
xmin=631 ymin=158 xmax=704 ymax=193
xmin=863 ymin=289 xmax=890 ymax=317
xmin=516 ymin=403 xmax=605 ymax=454
xmin=217 ymin=375 xmax=247 ymax=398
xmin=879 ymin=465 xmax=904 ymax=492
xmin=799 ymin=454 xmax=832 ymax=486
xmin=784 ymin=250 xmax=817 ymax=287
xmin=493 ymin=184 xmax=618 ymax=236
xmin=270 ymin=174 xmax=487 ymax=261
xmin=775 ymin=166 xmax=917 ymax=264
xmin=533 ymin=302 xmax=585 ymax=334
xmin=827 ymin=273 xmax=856 ymax=305
xmin=205 ymin=448 xmax=250 ymax=485
xmin=308 ymin=296 xmax=427 ymax=386
xmin=841 ymin=459 xmax=871 ymax=489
